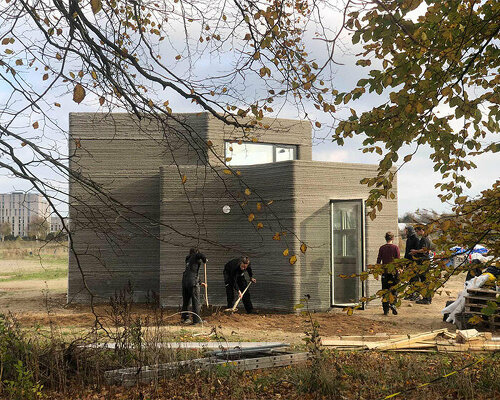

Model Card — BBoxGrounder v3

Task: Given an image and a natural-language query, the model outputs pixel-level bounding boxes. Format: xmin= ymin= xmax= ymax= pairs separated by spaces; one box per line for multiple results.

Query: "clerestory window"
xmin=225 ymin=141 xmax=297 ymax=166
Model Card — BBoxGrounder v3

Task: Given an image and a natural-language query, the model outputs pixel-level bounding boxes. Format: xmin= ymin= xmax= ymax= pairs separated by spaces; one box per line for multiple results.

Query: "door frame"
xmin=330 ymin=199 xmax=366 ymax=307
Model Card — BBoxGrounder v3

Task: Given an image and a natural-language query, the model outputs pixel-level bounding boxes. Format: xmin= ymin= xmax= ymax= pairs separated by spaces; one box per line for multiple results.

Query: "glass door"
xmin=331 ymin=200 xmax=364 ymax=306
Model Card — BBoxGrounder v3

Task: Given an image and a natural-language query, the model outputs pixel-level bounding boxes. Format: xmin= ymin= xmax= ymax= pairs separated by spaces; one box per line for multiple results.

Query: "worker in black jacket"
xmin=404 ymin=225 xmax=421 ymax=300
xmin=404 ymin=225 xmax=420 ymax=260
xmin=223 ymin=256 xmax=257 ymax=313
xmin=181 ymin=248 xmax=207 ymax=324
xmin=411 ymin=226 xmax=433 ymax=304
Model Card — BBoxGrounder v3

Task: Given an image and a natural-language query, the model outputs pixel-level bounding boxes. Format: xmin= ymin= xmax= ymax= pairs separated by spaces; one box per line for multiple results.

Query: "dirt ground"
xmin=0 ymin=261 xmax=468 ymax=343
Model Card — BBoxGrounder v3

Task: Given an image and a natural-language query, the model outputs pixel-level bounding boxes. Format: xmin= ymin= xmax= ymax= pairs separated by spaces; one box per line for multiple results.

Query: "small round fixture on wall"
xmin=222 ymin=205 xmax=231 ymax=214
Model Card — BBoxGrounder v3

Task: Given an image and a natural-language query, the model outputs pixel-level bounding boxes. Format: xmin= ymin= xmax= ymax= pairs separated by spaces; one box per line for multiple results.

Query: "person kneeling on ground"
xmin=181 ymin=248 xmax=207 ymax=324
xmin=223 ymin=256 xmax=257 ymax=314
xmin=377 ymin=231 xmax=400 ymax=316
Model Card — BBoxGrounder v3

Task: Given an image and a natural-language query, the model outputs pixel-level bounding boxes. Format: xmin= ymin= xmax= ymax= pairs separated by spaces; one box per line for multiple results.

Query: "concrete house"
xmin=69 ymin=112 xmax=398 ymax=311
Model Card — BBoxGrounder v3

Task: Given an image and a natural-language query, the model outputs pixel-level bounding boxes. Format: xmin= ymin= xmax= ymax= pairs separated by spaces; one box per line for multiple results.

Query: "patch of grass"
xmin=0 ymin=268 xmax=67 ymax=282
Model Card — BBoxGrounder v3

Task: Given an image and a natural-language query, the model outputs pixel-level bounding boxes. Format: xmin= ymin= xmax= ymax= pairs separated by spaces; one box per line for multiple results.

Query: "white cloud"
xmin=313 ymin=148 xmax=350 ymax=163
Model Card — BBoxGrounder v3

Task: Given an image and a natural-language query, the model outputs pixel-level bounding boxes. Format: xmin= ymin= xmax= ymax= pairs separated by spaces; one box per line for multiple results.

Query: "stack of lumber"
xmin=322 ymin=329 xmax=500 ymax=353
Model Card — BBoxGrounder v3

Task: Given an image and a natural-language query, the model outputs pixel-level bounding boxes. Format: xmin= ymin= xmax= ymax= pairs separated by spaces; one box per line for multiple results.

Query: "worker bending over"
xmin=223 ymin=256 xmax=257 ymax=314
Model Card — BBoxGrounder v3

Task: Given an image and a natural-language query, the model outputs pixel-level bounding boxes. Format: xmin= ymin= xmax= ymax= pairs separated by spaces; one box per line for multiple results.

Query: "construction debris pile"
xmin=321 ymin=328 xmax=500 ymax=353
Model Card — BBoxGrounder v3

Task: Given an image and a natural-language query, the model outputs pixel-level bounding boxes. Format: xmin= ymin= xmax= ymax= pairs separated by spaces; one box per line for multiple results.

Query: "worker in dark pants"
xmin=223 ymin=256 xmax=257 ymax=313
xmin=377 ymin=231 xmax=400 ymax=315
xmin=411 ymin=226 xmax=433 ymax=304
xmin=181 ymin=248 xmax=207 ymax=324
xmin=404 ymin=225 xmax=421 ymax=300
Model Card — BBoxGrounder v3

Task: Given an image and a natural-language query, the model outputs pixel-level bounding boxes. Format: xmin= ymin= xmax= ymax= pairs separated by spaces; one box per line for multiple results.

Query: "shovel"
xmin=203 ymin=262 xmax=209 ymax=307
xmin=224 ymin=281 xmax=252 ymax=312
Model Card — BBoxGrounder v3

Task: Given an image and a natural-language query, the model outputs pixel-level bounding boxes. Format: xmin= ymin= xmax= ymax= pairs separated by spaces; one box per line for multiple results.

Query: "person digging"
xmin=223 ymin=256 xmax=257 ymax=314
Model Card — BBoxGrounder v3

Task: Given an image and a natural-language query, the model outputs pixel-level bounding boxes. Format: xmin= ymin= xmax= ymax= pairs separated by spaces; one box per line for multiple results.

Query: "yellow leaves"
xmin=56 ymin=53 xmax=62 ymax=60
xmin=416 ymin=102 xmax=424 ymax=114
xmin=300 ymin=243 xmax=307 ymax=254
xmin=289 ymin=255 xmax=297 ymax=265
xmin=32 ymin=121 xmax=39 ymax=129
xmin=73 ymin=84 xmax=85 ymax=104
xmin=181 ymin=175 xmax=187 ymax=184
xmin=91 ymin=0 xmax=102 ymax=14
xmin=256 ymin=222 xmax=263 ymax=229
xmin=15 ymin=59 xmax=23 ymax=66
xmin=252 ymin=137 xmax=258 ymax=143
xmin=223 ymin=169 xmax=232 ymax=175
xmin=54 ymin=102 xmax=61 ymax=107
xmin=256 ymin=202 xmax=262 ymax=211
xmin=91 ymin=71 xmax=98 ymax=80
xmin=283 ymin=248 xmax=289 ymax=256
xmin=244 ymin=188 xmax=251 ymax=196
xmin=175 ymin=55 xmax=181 ymax=60
xmin=442 ymin=86 xmax=452 ymax=97
xmin=345 ymin=307 xmax=353 ymax=316
xmin=248 ymin=213 xmax=255 ymax=222
xmin=272 ymin=232 xmax=281 ymax=241
xmin=368 ymin=209 xmax=376 ymax=221
xmin=259 ymin=67 xmax=271 ymax=77
xmin=4 ymin=49 xmax=13 ymax=54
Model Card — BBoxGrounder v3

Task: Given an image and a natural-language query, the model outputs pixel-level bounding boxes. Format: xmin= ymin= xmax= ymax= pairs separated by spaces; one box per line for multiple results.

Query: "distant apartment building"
xmin=0 ymin=192 xmax=50 ymax=237
xmin=50 ymin=216 xmax=68 ymax=232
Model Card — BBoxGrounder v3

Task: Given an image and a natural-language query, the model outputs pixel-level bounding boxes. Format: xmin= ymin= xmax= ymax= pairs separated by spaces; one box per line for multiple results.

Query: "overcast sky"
xmin=0 ymin=4 xmax=498 ymax=218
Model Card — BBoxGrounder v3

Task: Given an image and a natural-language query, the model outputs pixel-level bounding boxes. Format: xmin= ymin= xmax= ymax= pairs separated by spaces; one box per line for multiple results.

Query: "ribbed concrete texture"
xmin=69 ymin=112 xmax=398 ymax=310
xmin=160 ymin=161 xmax=398 ymax=311
xmin=68 ymin=113 xmax=209 ymax=302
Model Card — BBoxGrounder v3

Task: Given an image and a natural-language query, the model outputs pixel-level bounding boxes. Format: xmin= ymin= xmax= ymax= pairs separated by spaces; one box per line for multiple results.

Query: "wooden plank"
xmin=437 ymin=343 xmax=500 ymax=352
xmin=456 ymin=329 xmax=480 ymax=343
xmin=323 ymin=334 xmax=406 ymax=342
xmin=467 ymin=288 xmax=499 ymax=295
xmin=321 ymin=340 xmax=368 ymax=348
xmin=370 ymin=329 xmax=449 ymax=351
xmin=465 ymin=295 xmax=499 ymax=302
